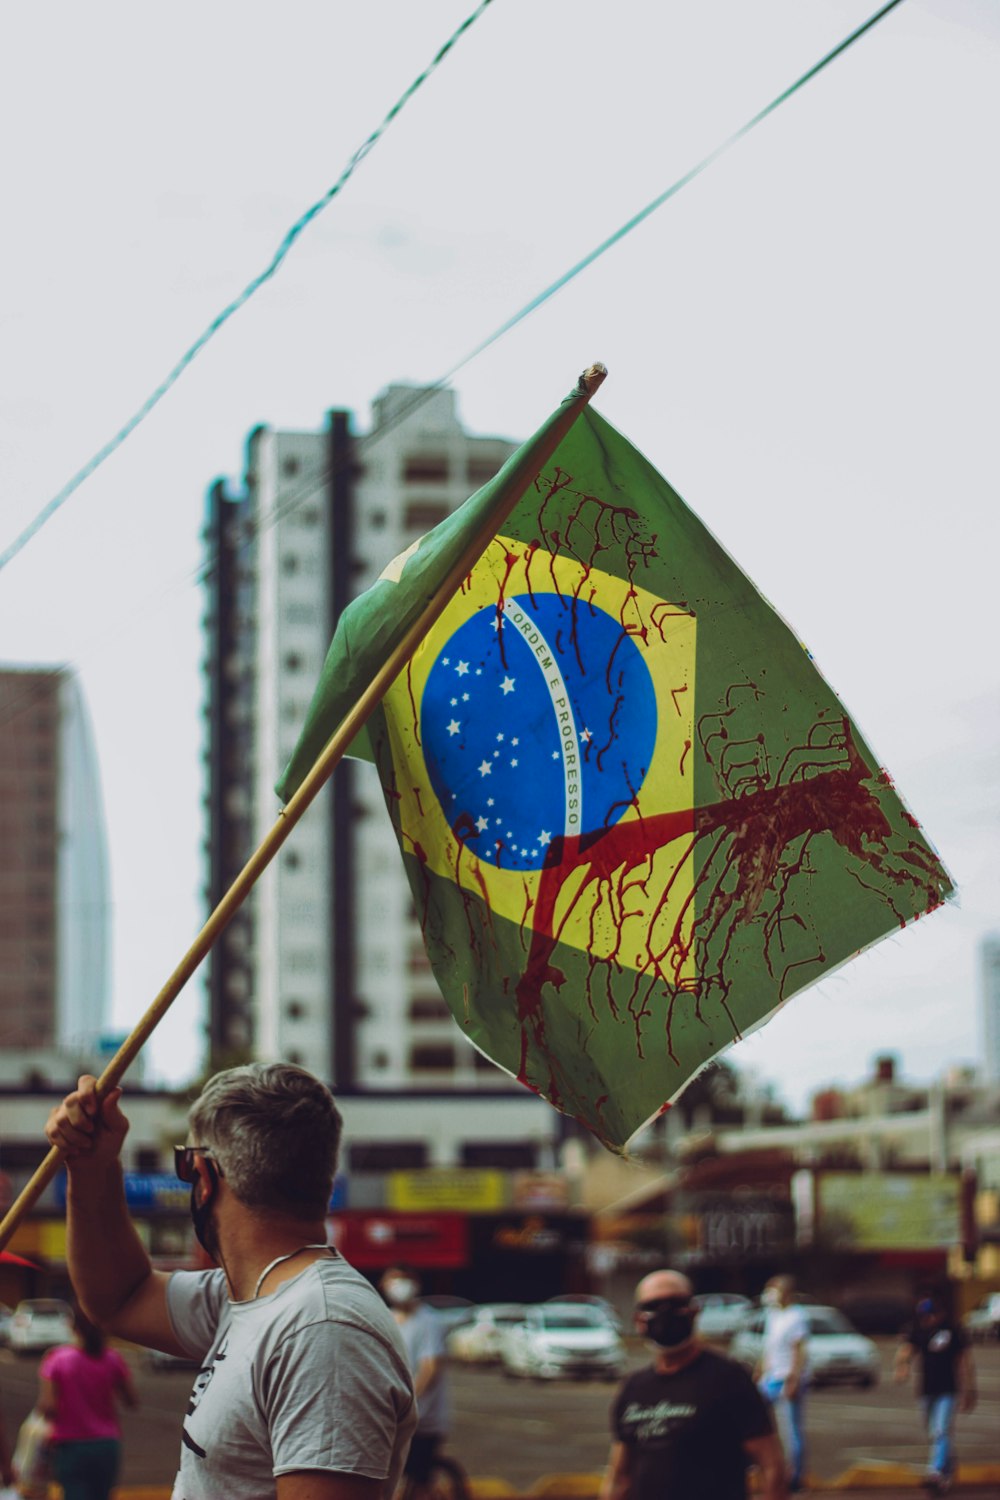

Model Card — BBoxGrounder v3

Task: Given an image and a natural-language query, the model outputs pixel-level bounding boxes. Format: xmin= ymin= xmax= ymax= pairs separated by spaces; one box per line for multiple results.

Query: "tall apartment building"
xmin=982 ymin=934 xmax=1000 ymax=1086
xmin=0 ymin=666 xmax=110 ymax=1078
xmin=202 ymin=386 xmax=521 ymax=1091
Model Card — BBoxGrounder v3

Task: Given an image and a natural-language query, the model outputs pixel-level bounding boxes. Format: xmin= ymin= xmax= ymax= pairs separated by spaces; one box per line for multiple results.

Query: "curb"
xmin=65 ymin=1466 xmax=1000 ymax=1499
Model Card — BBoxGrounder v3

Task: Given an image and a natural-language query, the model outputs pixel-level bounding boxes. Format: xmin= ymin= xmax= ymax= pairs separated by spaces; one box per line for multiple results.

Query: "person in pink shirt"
xmin=36 ymin=1304 xmax=137 ymax=1500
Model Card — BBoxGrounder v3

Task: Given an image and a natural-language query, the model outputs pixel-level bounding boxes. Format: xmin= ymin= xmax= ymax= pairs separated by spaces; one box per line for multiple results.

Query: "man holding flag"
xmin=45 ymin=1064 xmax=416 ymax=1500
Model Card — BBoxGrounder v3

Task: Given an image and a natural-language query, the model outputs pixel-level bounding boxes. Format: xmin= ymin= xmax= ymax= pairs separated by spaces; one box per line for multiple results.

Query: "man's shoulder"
xmin=267 ymin=1256 xmax=404 ymax=1347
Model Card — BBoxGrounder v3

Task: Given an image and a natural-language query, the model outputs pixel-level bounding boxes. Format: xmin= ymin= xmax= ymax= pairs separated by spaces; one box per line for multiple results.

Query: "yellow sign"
xmin=820 ymin=1173 xmax=959 ymax=1250
xmin=386 ymin=1169 xmax=507 ymax=1212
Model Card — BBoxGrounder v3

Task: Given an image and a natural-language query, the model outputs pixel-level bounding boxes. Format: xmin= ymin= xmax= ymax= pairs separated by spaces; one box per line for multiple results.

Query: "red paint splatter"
xmin=511 ymin=717 xmax=946 ymax=1102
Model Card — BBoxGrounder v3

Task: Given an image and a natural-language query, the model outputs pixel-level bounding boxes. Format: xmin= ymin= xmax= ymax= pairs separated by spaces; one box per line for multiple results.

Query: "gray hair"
xmin=188 ymin=1063 xmax=342 ymax=1219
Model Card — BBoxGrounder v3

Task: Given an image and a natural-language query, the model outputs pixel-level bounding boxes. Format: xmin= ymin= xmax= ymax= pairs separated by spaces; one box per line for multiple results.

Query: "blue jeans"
xmin=921 ymin=1393 xmax=958 ymax=1478
xmin=759 ymin=1374 xmax=807 ymax=1486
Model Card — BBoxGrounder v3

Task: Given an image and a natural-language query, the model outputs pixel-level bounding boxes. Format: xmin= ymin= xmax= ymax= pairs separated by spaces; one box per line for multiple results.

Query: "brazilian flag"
xmin=279 ymin=391 xmax=953 ymax=1152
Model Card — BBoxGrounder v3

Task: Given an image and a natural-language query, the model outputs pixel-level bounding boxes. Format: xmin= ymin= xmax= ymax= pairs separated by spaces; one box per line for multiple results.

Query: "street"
xmin=1 ymin=1337 xmax=998 ymax=1489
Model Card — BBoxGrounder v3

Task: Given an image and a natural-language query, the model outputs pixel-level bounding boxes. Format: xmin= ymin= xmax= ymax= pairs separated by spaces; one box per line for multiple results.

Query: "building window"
xmin=348 ymin=1142 xmax=428 ymax=1171
xmin=282 ymin=555 xmax=299 ymax=575
xmin=403 ymin=455 xmax=448 ymax=484
xmin=369 ymin=510 xmax=387 ymax=529
xmin=461 ymin=1142 xmax=537 ymax=1169
xmin=282 ymin=456 xmax=300 ymax=477
xmin=298 ymin=507 xmax=319 ymax=526
xmin=409 ymin=1043 xmax=455 ymax=1072
xmin=467 ymin=458 xmax=499 ymax=486
xmin=403 ymin=501 xmax=449 ymax=531
xmin=284 ymin=850 xmax=302 ymax=870
xmin=285 ymin=1000 xmax=306 ymax=1020
xmin=408 ymin=997 xmax=450 ymax=1022
xmin=284 ymin=652 xmax=304 ymax=672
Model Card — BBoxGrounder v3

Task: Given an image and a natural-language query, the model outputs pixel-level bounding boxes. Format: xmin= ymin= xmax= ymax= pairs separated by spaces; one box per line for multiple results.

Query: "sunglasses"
xmin=174 ymin=1145 xmax=223 ymax=1184
xmin=636 ymin=1296 xmax=692 ymax=1314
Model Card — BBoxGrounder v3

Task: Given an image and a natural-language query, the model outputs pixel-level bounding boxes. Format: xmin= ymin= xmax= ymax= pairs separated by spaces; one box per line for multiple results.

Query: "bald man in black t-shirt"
xmin=600 ymin=1270 xmax=787 ymax=1500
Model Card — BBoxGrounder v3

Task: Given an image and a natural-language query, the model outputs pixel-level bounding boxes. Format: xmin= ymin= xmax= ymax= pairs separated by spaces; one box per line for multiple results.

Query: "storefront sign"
xmin=328 ymin=1211 xmax=468 ymax=1269
xmin=386 ymin=1169 xmax=507 ymax=1212
xmin=819 ymin=1173 xmax=959 ymax=1250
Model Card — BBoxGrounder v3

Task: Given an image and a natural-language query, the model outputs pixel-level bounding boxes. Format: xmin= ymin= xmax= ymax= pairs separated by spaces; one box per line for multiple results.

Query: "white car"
xmin=730 ymin=1305 xmax=880 ymax=1389
xmin=691 ymin=1293 xmax=753 ymax=1341
xmin=448 ymin=1303 xmax=527 ymax=1363
xmin=965 ymin=1293 xmax=1000 ymax=1342
xmin=8 ymin=1298 xmax=74 ymax=1354
xmin=499 ymin=1303 xmax=626 ymax=1381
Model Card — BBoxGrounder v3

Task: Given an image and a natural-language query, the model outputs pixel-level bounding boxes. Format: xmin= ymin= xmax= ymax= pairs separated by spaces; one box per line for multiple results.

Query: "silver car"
xmin=500 ymin=1303 xmax=625 ymax=1381
xmin=730 ymin=1305 xmax=880 ymax=1389
xmin=691 ymin=1292 xmax=753 ymax=1341
xmin=8 ymin=1298 xmax=74 ymax=1354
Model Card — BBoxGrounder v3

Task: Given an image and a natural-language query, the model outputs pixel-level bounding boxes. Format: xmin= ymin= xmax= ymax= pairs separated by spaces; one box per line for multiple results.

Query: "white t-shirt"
xmin=166 ymin=1254 xmax=416 ymax=1500
xmin=762 ymin=1305 xmax=809 ymax=1381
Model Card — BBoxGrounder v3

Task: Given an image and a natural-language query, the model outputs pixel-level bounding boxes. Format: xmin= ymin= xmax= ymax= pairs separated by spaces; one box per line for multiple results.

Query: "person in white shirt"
xmin=755 ymin=1276 xmax=808 ymax=1493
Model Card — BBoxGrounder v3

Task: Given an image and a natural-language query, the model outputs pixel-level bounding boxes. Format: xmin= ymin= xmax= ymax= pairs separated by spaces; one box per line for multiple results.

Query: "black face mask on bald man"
xmin=640 ymin=1296 xmax=696 ymax=1349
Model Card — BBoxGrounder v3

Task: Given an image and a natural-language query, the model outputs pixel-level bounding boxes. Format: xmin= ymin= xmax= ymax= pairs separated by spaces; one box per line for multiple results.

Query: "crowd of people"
xmin=0 ymin=1061 xmax=985 ymax=1498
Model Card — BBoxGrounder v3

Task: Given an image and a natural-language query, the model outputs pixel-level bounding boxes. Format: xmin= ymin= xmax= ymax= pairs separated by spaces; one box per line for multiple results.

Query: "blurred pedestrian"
xmin=755 ymin=1275 xmax=809 ymax=1493
xmin=600 ymin=1268 xmax=786 ymax=1500
xmin=35 ymin=1303 xmax=137 ymax=1500
xmin=894 ymin=1293 xmax=976 ymax=1494
xmin=45 ymin=1064 xmax=416 ymax=1500
xmin=381 ymin=1266 xmax=449 ymax=1494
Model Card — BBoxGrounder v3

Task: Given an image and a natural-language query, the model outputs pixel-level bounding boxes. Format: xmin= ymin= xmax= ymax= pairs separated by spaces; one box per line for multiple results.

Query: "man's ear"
xmin=193 ymin=1152 xmax=219 ymax=1202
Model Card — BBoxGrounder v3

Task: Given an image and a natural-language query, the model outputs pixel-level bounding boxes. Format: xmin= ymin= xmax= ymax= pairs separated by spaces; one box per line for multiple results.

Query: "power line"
xmin=0 ymin=0 xmax=496 ymax=575
xmin=222 ymin=0 xmax=910 ymax=548
xmin=0 ymin=0 xmax=908 ymax=710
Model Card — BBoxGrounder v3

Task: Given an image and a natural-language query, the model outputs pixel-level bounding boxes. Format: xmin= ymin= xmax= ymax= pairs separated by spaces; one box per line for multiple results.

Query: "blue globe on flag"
xmin=421 ymin=593 xmax=658 ymax=871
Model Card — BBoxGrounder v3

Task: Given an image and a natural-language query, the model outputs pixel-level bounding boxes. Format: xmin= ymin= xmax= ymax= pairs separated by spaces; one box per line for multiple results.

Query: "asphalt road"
xmin=1 ymin=1337 xmax=998 ymax=1490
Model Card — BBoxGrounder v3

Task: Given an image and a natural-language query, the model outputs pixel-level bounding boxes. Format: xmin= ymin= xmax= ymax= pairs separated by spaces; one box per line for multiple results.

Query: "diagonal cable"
xmin=0 ymin=0 xmax=495 ymax=574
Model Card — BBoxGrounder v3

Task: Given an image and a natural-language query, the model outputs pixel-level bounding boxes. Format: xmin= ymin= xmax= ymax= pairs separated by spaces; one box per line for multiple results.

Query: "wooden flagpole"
xmin=0 ymin=363 xmax=606 ymax=1252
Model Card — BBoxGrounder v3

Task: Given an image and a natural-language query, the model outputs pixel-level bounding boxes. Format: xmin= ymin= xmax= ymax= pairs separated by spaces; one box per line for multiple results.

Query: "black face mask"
xmin=643 ymin=1300 xmax=696 ymax=1349
xmin=190 ymin=1161 xmax=220 ymax=1260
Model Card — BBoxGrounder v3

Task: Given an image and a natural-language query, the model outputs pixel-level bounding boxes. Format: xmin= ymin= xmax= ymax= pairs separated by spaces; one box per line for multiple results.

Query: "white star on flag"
xmin=456 ymin=661 xmax=470 ymax=676
xmin=500 ymin=677 xmax=516 ymax=695
xmin=447 ymin=720 xmax=460 ymax=736
xmin=475 ymin=815 xmax=489 ymax=832
xmin=478 ymin=760 xmax=492 ymax=777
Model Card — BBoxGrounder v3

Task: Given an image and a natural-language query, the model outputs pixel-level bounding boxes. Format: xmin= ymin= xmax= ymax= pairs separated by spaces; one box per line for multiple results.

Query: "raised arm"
xmin=45 ymin=1075 xmax=186 ymax=1355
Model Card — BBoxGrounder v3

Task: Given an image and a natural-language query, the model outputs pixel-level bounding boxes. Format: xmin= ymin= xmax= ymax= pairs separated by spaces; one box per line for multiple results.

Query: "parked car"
xmin=965 ymin=1293 xmax=1000 ymax=1342
xmin=8 ymin=1298 xmax=74 ymax=1354
xmin=545 ymin=1294 xmax=622 ymax=1330
xmin=448 ymin=1303 xmax=527 ymax=1363
xmin=730 ymin=1305 xmax=880 ymax=1389
xmin=500 ymin=1302 xmax=626 ymax=1381
xmin=691 ymin=1293 xmax=753 ymax=1341
xmin=423 ymin=1294 xmax=477 ymax=1333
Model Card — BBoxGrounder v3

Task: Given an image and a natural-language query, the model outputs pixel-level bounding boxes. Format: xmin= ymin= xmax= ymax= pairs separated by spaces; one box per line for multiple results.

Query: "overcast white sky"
xmin=1 ymin=0 xmax=997 ymax=1114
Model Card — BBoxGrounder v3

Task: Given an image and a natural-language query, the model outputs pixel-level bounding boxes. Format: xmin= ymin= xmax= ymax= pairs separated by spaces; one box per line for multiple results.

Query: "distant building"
xmin=981 ymin=934 xmax=1000 ymax=1085
xmin=202 ymin=385 xmax=522 ymax=1095
xmin=0 ymin=666 xmax=110 ymax=1082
